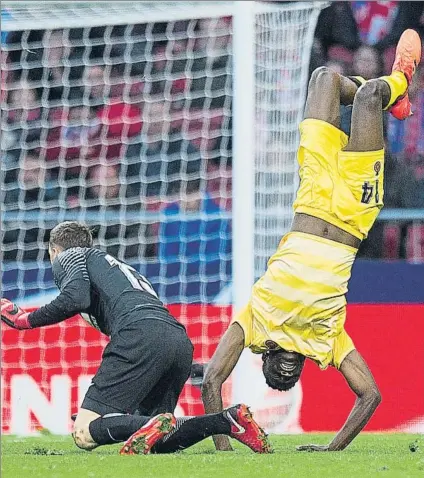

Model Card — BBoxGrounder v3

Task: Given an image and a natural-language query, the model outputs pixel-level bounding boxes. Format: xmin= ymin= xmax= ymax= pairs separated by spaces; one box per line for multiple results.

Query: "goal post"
xmin=1 ymin=1 xmax=326 ymax=434
xmin=230 ymin=1 xmax=324 ymax=431
xmin=232 ymin=0 xmax=323 ymax=310
xmin=232 ymin=0 xmax=256 ymax=313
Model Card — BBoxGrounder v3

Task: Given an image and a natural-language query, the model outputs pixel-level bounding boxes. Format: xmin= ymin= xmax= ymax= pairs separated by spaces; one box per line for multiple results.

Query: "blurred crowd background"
xmin=1 ymin=1 xmax=424 ymax=268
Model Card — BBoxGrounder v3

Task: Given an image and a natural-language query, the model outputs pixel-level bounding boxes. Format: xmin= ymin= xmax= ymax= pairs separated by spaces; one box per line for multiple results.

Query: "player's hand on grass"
xmin=296 ymin=444 xmax=331 ymax=452
xmin=0 ymin=299 xmax=31 ymax=330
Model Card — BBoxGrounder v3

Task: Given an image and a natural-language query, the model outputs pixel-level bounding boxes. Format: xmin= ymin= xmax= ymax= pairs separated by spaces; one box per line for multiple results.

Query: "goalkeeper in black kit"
xmin=1 ymin=221 xmax=271 ymax=454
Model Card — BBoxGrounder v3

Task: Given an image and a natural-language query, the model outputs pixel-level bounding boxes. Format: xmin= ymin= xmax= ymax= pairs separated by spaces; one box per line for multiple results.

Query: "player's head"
xmin=262 ymin=348 xmax=305 ymax=392
xmin=49 ymin=221 xmax=93 ymax=261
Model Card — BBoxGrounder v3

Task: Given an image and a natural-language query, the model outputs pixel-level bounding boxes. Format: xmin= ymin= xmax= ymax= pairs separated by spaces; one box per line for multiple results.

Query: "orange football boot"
xmin=119 ymin=413 xmax=176 ymax=455
xmin=390 ymin=29 xmax=422 ymax=120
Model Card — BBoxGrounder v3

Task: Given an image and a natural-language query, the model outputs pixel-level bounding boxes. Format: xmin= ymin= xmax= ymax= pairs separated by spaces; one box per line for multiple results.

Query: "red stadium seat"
xmin=382 ymin=224 xmax=401 ymax=260
xmin=406 ymin=224 xmax=424 ymax=262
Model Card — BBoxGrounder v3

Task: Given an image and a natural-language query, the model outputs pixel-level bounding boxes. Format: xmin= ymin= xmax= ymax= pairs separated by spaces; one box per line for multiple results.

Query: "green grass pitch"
xmin=2 ymin=434 xmax=423 ymax=478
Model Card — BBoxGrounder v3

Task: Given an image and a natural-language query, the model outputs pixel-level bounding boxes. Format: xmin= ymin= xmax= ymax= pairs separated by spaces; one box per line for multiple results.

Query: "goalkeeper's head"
xmin=262 ymin=345 xmax=305 ymax=392
xmin=49 ymin=221 xmax=93 ymax=261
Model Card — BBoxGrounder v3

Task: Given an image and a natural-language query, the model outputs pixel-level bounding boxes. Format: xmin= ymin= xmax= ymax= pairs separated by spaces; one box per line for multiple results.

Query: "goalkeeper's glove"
xmin=1 ymin=299 xmax=31 ymax=330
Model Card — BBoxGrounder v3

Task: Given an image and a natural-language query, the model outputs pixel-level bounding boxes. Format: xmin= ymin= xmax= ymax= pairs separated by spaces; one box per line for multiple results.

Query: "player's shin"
xmin=88 ymin=414 xmax=149 ymax=445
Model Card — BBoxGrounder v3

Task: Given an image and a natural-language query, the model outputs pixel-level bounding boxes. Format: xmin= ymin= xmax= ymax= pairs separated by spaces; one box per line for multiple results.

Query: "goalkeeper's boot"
xmin=119 ymin=413 xmax=176 ymax=455
xmin=224 ymin=404 xmax=272 ymax=453
xmin=389 ymin=29 xmax=421 ymax=120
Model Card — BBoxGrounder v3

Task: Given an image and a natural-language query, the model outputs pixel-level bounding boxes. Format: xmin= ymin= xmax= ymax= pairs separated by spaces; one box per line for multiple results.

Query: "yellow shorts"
xmin=293 ymin=118 xmax=385 ymax=240
xmin=233 ymin=232 xmax=356 ymax=370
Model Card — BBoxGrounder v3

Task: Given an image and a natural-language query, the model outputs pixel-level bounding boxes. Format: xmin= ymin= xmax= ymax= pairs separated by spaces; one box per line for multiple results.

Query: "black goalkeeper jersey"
xmin=28 ymin=247 xmax=182 ymax=336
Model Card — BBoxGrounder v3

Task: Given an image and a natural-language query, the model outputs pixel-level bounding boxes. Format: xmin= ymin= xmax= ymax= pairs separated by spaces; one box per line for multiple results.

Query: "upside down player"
xmin=202 ymin=30 xmax=421 ymax=452
xmin=1 ymin=221 xmax=271 ymax=454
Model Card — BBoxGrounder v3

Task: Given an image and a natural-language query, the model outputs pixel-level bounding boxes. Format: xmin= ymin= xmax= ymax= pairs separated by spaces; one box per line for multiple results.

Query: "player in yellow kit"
xmin=202 ymin=30 xmax=422 ymax=452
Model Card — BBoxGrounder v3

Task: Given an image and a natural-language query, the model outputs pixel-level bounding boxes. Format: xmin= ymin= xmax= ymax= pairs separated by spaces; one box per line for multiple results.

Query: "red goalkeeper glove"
xmin=1 ymin=299 xmax=31 ymax=330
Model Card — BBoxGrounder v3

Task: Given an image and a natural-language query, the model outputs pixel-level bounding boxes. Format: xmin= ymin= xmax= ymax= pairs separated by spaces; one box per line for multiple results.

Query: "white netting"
xmin=254 ymin=5 xmax=319 ymax=275
xmin=2 ymin=4 xmax=234 ymax=304
xmin=1 ymin=1 xmax=324 ymax=433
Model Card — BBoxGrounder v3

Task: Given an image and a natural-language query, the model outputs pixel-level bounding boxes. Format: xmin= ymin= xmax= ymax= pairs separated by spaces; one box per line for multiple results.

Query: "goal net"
xmin=1 ymin=1 xmax=323 ymax=434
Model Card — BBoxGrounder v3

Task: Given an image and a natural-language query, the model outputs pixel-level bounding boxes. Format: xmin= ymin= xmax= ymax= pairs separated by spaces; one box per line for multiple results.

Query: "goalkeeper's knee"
xmin=72 ymin=426 xmax=99 ymax=451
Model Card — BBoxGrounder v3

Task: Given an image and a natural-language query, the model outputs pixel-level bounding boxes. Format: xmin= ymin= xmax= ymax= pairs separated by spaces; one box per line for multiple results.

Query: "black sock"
xmin=89 ymin=414 xmax=149 ymax=445
xmin=152 ymin=413 xmax=231 ymax=454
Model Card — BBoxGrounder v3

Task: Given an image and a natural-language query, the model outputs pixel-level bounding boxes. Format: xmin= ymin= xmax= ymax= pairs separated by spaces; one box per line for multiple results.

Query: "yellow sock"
xmin=380 ymin=71 xmax=408 ymax=109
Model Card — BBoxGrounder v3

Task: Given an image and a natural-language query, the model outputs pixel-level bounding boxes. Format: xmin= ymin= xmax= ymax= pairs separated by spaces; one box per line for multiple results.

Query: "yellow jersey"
xmin=233 ymin=118 xmax=386 ymax=369
xmin=294 ymin=118 xmax=384 ymax=241
xmin=233 ymin=232 xmax=356 ymax=369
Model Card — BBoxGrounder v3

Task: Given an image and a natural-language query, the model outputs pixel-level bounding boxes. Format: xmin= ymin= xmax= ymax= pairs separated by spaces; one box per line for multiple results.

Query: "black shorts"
xmin=82 ymin=319 xmax=194 ymax=416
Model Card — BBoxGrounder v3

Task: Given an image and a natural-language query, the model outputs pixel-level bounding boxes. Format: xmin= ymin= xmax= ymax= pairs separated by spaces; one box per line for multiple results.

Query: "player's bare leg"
xmin=345 ymin=29 xmax=421 ymax=152
xmin=304 ymin=66 xmax=360 ymax=128
xmin=72 ymin=408 xmax=101 ymax=450
xmin=293 ymin=66 xmax=367 ymax=248
xmin=343 ymin=79 xmax=389 ymax=153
